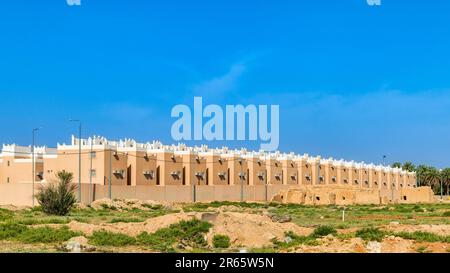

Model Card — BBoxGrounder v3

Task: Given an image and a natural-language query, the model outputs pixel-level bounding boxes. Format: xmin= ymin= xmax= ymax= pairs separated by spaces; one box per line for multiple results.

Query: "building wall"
xmin=203 ymin=154 xmax=229 ymax=186
xmin=246 ymin=156 xmax=266 ymax=186
xmin=266 ymin=158 xmax=283 ymax=185
xmin=281 ymin=159 xmax=298 ymax=185
xmin=226 ymin=155 xmax=248 ymax=186
xmin=328 ymin=164 xmax=338 ymax=185
xmin=0 ymin=156 xmax=43 ymax=184
xmin=157 ymin=152 xmax=183 ymax=186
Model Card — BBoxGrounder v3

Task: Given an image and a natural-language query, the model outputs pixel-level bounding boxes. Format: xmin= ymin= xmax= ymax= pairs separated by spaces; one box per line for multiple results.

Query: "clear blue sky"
xmin=1 ymin=0 xmax=449 ymax=167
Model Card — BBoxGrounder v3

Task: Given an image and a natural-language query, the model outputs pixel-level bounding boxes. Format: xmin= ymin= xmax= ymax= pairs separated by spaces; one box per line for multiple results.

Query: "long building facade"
xmin=0 ymin=135 xmax=417 ymax=190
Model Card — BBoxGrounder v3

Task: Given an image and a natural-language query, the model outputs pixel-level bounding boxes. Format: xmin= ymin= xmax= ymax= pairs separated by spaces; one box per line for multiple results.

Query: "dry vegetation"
xmin=1 ymin=199 xmax=450 ymax=253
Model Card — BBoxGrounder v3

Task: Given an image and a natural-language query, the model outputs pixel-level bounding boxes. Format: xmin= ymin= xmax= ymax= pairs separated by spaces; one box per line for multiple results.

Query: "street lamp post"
xmin=439 ymin=169 xmax=443 ymax=200
xmin=69 ymin=120 xmax=82 ymax=202
xmin=89 ymin=140 xmax=93 ymax=204
xmin=32 ymin=128 xmax=41 ymax=207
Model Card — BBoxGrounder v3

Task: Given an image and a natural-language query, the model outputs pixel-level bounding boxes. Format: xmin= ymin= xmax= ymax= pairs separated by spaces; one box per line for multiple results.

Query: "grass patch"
xmin=416 ymin=246 xmax=429 ymax=253
xmin=0 ymin=208 xmax=14 ymax=222
xmin=89 ymin=230 xmax=136 ymax=246
xmin=272 ymin=231 xmax=319 ymax=249
xmin=212 ymin=234 xmax=230 ymax=248
xmin=356 ymin=227 xmax=386 ymax=242
xmin=17 ymin=226 xmax=81 ymax=243
xmin=0 ymin=222 xmax=27 ymax=240
xmin=137 ymin=219 xmax=212 ymax=252
xmin=182 ymin=201 xmax=269 ymax=212
xmin=249 ymin=247 xmax=277 ymax=253
xmin=16 ymin=218 xmax=70 ymax=225
xmin=394 ymin=231 xmax=450 ymax=243
xmin=109 ymin=217 xmax=144 ymax=223
xmin=311 ymin=225 xmax=337 ymax=238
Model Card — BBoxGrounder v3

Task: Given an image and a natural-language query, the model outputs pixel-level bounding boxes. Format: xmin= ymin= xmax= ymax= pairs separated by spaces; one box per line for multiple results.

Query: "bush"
xmin=35 ymin=171 xmax=77 ymax=216
xmin=356 ymin=227 xmax=386 ymax=242
xmin=312 ymin=225 xmax=337 ymax=238
xmin=0 ymin=208 xmax=13 ymax=222
xmin=0 ymin=222 xmax=27 ymax=240
xmin=109 ymin=217 xmax=144 ymax=223
xmin=394 ymin=231 xmax=446 ymax=243
xmin=89 ymin=230 xmax=136 ymax=246
xmin=443 ymin=211 xmax=450 ymax=217
xmin=272 ymin=231 xmax=319 ymax=248
xmin=17 ymin=226 xmax=81 ymax=243
xmin=213 ymin=234 xmax=230 ymax=248
xmin=137 ymin=219 xmax=212 ymax=251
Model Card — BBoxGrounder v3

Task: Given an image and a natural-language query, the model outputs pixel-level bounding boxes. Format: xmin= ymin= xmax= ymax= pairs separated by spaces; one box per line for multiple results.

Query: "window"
xmin=90 ymin=169 xmax=97 ymax=178
xmin=156 ymin=166 xmax=160 ymax=185
xmin=91 ymin=151 xmax=97 ymax=159
xmin=7 ymin=177 xmax=10 ymax=183
xmin=7 ymin=161 xmax=10 ymax=167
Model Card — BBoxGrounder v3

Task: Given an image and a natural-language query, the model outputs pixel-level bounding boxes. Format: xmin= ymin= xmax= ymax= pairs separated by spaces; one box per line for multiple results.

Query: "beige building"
xmin=0 ymin=136 xmax=418 ymax=201
xmin=0 ymin=144 xmax=54 ymax=184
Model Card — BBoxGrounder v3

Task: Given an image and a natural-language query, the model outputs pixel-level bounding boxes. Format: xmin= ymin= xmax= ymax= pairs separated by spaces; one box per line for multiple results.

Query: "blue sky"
xmin=1 ymin=0 xmax=450 ymax=167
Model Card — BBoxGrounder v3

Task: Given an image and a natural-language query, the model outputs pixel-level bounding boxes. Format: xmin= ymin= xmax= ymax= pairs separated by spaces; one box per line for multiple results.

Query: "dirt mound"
xmin=66 ymin=212 xmax=199 ymax=236
xmin=89 ymin=198 xmax=179 ymax=211
xmin=205 ymin=212 xmax=312 ymax=248
xmin=382 ymin=224 xmax=450 ymax=236
xmin=380 ymin=236 xmax=413 ymax=252
xmin=289 ymin=236 xmax=366 ymax=253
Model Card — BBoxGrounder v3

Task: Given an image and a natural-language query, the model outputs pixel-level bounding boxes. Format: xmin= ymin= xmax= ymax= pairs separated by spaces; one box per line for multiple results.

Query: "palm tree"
xmin=424 ymin=167 xmax=442 ymax=195
xmin=441 ymin=168 xmax=450 ymax=196
xmin=416 ymin=165 xmax=431 ymax=187
xmin=391 ymin=162 xmax=402 ymax=168
xmin=402 ymin=162 xmax=416 ymax=172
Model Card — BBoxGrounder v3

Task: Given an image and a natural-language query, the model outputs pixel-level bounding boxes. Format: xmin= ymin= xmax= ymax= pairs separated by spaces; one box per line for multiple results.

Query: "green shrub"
xmin=395 ymin=231 xmax=446 ymax=243
xmin=89 ymin=230 xmax=136 ymax=246
xmin=17 ymin=226 xmax=81 ymax=243
xmin=443 ymin=211 xmax=450 ymax=217
xmin=35 ymin=171 xmax=77 ymax=216
xmin=212 ymin=234 xmax=230 ymax=248
xmin=416 ymin=246 xmax=429 ymax=253
xmin=311 ymin=225 xmax=337 ymax=238
xmin=109 ymin=217 xmax=143 ymax=223
xmin=272 ymin=231 xmax=319 ymax=248
xmin=17 ymin=218 xmax=69 ymax=225
xmin=137 ymin=219 xmax=212 ymax=251
xmin=0 ymin=208 xmax=13 ymax=222
xmin=356 ymin=227 xmax=386 ymax=242
xmin=0 ymin=222 xmax=27 ymax=240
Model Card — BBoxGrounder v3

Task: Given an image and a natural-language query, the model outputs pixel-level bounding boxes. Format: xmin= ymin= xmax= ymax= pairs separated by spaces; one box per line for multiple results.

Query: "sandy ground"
xmin=382 ymin=224 xmax=450 ymax=236
xmin=3 ymin=199 xmax=450 ymax=253
xmin=41 ymin=212 xmax=198 ymax=236
xmin=204 ymin=211 xmax=313 ymax=248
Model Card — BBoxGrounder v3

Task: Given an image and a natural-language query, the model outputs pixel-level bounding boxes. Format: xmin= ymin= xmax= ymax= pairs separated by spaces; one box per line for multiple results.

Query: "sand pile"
xmin=204 ymin=212 xmax=313 ymax=248
xmin=289 ymin=236 xmax=366 ymax=253
xmin=380 ymin=236 xmax=413 ymax=253
xmin=65 ymin=212 xmax=199 ymax=236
